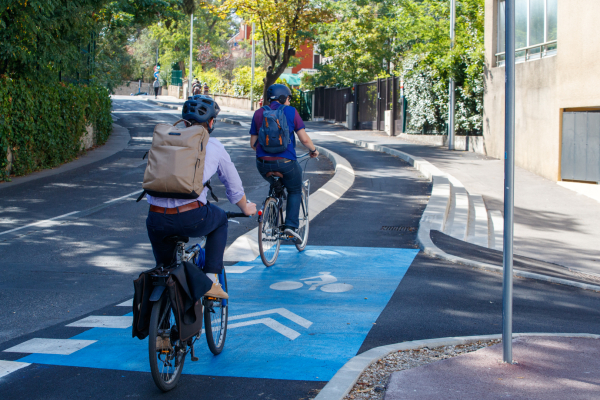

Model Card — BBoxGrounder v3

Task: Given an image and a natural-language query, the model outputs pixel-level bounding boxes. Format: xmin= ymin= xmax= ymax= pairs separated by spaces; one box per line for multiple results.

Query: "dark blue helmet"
xmin=182 ymin=96 xmax=220 ymax=133
xmin=266 ymin=84 xmax=292 ymax=104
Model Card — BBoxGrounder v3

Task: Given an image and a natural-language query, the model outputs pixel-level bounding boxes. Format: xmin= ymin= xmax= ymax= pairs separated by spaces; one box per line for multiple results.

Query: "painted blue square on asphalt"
xmin=19 ymin=246 xmax=418 ymax=381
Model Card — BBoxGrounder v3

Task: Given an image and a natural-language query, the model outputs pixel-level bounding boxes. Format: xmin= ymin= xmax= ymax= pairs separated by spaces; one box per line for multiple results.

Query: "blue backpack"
xmin=258 ymin=105 xmax=290 ymax=153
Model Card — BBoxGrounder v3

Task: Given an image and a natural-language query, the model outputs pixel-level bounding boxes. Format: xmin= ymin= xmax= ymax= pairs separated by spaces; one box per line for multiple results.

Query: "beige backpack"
xmin=140 ymin=119 xmax=210 ymax=200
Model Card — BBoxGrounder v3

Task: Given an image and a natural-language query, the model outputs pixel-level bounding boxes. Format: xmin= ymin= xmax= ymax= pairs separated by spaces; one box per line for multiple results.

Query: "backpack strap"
xmin=262 ymin=105 xmax=271 ymax=111
xmin=136 ymin=190 xmax=147 ymax=203
xmin=204 ymin=180 xmax=219 ymax=202
xmin=172 ymin=119 xmax=191 ymax=127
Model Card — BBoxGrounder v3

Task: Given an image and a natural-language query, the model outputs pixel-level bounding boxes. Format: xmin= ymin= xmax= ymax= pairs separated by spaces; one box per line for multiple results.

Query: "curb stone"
xmin=313 ymin=333 xmax=600 ymax=400
xmin=145 ymin=98 xmax=182 ymax=110
xmin=331 ymin=135 xmax=600 ymax=293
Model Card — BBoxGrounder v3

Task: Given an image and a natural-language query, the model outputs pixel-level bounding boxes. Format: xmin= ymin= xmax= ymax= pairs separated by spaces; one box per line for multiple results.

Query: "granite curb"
xmin=334 ymin=136 xmax=600 ymax=293
xmin=0 ymin=123 xmax=130 ymax=190
xmin=145 ymin=98 xmax=182 ymax=110
xmin=313 ymin=332 xmax=600 ymax=400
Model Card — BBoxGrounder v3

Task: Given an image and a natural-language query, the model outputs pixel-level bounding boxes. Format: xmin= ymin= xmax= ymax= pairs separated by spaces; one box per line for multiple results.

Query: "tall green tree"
xmin=220 ymin=0 xmax=332 ymax=100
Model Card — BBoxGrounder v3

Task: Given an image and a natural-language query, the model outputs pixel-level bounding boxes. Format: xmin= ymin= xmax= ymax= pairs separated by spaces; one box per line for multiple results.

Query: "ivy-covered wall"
xmin=0 ymin=77 xmax=112 ymax=181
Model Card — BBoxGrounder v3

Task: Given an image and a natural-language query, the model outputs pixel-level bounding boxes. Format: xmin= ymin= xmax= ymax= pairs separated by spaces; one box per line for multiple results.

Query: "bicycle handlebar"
xmin=225 ymin=211 xmax=251 ymax=219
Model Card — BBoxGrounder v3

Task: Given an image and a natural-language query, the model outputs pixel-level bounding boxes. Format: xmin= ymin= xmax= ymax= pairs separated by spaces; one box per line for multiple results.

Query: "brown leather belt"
xmin=149 ymin=201 xmax=204 ymax=215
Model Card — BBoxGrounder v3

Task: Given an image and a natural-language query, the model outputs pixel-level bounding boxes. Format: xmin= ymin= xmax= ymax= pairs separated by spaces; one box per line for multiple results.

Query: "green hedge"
xmin=0 ymin=77 xmax=113 ymax=181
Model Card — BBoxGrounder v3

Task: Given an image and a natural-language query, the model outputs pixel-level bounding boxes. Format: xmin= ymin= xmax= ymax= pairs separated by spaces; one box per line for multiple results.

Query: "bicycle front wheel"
xmin=204 ymin=270 xmax=228 ymax=355
xmin=295 ymin=185 xmax=309 ymax=252
xmin=258 ymin=197 xmax=281 ymax=267
xmin=149 ymin=294 xmax=185 ymax=392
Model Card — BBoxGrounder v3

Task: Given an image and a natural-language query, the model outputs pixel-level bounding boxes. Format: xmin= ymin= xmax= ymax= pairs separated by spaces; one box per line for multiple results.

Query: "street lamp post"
xmin=250 ymin=23 xmax=256 ymax=111
xmin=188 ymin=13 xmax=194 ymax=97
xmin=503 ymin=0 xmax=516 ymax=364
xmin=448 ymin=0 xmax=456 ymax=150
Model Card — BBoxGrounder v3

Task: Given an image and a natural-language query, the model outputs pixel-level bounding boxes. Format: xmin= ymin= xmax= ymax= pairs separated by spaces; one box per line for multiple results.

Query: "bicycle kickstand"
xmin=190 ymin=343 xmax=199 ymax=362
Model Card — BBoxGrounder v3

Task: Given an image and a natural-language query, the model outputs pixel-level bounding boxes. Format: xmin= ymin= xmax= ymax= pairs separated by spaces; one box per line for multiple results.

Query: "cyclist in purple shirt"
xmin=249 ymin=84 xmax=319 ymax=241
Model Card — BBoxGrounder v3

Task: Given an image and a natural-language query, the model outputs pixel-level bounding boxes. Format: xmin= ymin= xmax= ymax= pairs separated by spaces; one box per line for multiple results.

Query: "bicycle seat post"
xmin=175 ymin=242 xmax=185 ymax=266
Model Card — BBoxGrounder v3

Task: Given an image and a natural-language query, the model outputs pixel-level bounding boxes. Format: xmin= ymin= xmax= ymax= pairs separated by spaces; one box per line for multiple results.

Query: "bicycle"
xmin=147 ymin=211 xmax=248 ymax=392
xmin=258 ymin=153 xmax=314 ymax=267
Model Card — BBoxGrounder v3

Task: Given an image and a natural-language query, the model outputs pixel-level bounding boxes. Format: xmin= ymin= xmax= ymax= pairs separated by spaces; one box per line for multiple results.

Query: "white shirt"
xmin=146 ymin=137 xmax=245 ymax=208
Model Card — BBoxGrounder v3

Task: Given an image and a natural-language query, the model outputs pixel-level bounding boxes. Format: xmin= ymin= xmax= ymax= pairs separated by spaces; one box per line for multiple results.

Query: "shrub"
xmin=0 ymin=77 xmax=113 ymax=181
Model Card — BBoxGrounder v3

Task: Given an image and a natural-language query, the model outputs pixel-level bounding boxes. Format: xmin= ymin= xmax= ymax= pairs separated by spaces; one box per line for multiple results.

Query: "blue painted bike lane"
xmin=18 ymin=246 xmax=418 ymax=382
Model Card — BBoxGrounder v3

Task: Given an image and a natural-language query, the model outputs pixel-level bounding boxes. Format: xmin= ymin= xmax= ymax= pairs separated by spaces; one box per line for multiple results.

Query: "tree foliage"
xmin=221 ymin=0 xmax=332 ymax=99
xmin=311 ymin=0 xmax=484 ymax=134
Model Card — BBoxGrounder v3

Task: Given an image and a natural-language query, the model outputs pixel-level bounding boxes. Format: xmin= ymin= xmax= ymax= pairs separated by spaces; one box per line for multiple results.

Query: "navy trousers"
xmin=146 ymin=203 xmax=227 ymax=274
xmin=256 ymin=158 xmax=303 ymax=229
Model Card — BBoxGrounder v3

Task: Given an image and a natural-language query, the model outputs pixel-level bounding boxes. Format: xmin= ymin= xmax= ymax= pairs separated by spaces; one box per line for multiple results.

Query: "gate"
xmin=357 ymin=81 xmax=377 ymax=130
xmin=324 ymin=87 xmax=336 ymax=121
xmin=335 ymin=87 xmax=352 ymax=123
xmin=561 ymin=111 xmax=600 ymax=183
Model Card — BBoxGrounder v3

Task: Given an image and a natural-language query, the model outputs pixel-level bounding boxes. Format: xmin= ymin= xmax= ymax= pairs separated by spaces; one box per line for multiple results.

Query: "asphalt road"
xmin=1 ymin=100 xmax=599 ymax=400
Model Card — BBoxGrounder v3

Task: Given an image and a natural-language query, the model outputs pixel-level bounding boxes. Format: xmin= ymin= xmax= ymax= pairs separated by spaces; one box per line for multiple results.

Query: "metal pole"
xmin=188 ymin=13 xmax=194 ymax=97
xmin=503 ymin=0 xmax=515 ymax=364
xmin=250 ymin=23 xmax=256 ymax=111
xmin=448 ymin=0 xmax=456 ymax=150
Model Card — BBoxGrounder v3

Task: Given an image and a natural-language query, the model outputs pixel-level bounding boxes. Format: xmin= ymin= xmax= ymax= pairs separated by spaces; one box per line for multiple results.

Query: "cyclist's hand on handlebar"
xmin=310 ymin=149 xmax=319 ymax=158
xmin=242 ymin=202 xmax=257 ymax=216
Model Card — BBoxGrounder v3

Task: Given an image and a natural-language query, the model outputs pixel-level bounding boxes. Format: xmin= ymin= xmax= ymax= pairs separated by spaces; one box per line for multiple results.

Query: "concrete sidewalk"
xmin=331 ymin=129 xmax=600 ymax=280
xmin=384 ymin=336 xmax=600 ymax=400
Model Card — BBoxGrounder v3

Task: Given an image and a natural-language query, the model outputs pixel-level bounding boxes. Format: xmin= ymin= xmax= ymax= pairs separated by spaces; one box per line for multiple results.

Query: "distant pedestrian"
xmin=203 ymin=82 xmax=210 ymax=96
xmin=153 ymin=78 xmax=160 ymax=99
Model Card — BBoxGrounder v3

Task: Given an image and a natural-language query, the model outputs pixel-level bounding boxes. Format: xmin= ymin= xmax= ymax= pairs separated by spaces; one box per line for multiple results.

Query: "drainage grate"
xmin=381 ymin=226 xmax=417 ymax=232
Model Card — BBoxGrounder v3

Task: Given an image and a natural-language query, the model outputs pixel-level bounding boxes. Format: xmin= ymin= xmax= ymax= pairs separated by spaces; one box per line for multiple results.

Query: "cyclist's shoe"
xmin=284 ymin=227 xmax=302 ymax=243
xmin=205 ymin=283 xmax=229 ymax=299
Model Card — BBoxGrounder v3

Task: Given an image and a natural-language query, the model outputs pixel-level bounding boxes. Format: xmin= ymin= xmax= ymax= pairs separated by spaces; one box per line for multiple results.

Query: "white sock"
xmin=208 ymin=273 xmax=219 ymax=284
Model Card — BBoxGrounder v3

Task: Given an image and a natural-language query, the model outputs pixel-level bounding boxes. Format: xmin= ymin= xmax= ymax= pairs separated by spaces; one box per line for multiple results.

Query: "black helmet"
xmin=266 ymin=84 xmax=292 ymax=104
xmin=182 ymin=96 xmax=220 ymax=133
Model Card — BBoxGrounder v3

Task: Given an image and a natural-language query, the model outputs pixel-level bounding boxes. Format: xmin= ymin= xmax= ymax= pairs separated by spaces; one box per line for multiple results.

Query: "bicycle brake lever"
xmin=228 ymin=219 xmax=240 ymax=224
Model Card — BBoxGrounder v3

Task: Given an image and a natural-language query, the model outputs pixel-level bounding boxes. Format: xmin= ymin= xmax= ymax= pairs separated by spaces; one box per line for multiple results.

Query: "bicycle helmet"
xmin=182 ymin=96 xmax=220 ymax=133
xmin=266 ymin=84 xmax=292 ymax=104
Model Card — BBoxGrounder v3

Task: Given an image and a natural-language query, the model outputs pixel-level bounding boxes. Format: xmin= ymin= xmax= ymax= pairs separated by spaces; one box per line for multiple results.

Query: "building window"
xmin=313 ymin=54 xmax=321 ymax=67
xmin=497 ymin=0 xmax=557 ymax=66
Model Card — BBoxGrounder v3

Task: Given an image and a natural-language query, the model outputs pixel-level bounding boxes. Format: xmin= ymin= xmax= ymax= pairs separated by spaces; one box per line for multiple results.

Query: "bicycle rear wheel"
xmin=149 ymin=294 xmax=185 ymax=392
xmin=204 ymin=270 xmax=228 ymax=355
xmin=258 ymin=197 xmax=281 ymax=267
xmin=295 ymin=184 xmax=309 ymax=251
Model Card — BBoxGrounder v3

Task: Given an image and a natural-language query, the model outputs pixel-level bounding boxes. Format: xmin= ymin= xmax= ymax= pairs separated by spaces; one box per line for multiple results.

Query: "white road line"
xmin=104 ymin=190 xmax=143 ymax=204
xmin=3 ymin=338 xmax=97 ymax=355
xmin=228 ymin=318 xmax=300 ymax=340
xmin=116 ymin=299 xmax=133 ymax=307
xmin=229 ymin=308 xmax=312 ymax=329
xmin=225 ymin=265 xmax=254 ymax=274
xmin=66 ymin=315 xmax=132 ymax=329
xmin=0 ymin=360 xmax=31 ymax=378
xmin=0 ymin=211 xmax=80 ymax=236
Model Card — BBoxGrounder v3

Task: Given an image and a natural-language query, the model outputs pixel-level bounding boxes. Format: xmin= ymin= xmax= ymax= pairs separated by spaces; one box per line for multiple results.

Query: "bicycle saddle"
xmin=266 ymin=171 xmax=283 ymax=178
xmin=163 ymin=235 xmax=189 ymax=244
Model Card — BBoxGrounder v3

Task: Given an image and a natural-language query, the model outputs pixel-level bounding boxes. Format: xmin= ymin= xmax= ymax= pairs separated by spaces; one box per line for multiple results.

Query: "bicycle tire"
xmin=149 ymin=294 xmax=185 ymax=392
xmin=258 ymin=197 xmax=281 ymax=267
xmin=204 ymin=271 xmax=228 ymax=355
xmin=295 ymin=187 xmax=309 ymax=252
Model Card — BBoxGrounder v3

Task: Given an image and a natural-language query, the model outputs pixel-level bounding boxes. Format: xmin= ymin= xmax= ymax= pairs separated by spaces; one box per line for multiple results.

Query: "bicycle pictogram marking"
xmin=270 ymin=272 xmax=353 ymax=293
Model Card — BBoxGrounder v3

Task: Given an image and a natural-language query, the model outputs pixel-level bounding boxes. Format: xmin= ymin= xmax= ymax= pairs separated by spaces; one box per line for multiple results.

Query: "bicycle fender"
xmin=149 ymin=286 xmax=166 ymax=302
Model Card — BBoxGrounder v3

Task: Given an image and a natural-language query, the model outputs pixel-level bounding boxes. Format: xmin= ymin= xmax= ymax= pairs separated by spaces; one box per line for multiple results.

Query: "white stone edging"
xmin=314 ymin=332 xmax=600 ymax=400
xmin=335 ymin=137 xmax=600 ymax=292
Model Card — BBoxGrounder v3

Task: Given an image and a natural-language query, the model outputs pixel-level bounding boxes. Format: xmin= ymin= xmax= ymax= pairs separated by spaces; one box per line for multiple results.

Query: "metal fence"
xmin=314 ymin=86 xmax=325 ymax=119
xmin=295 ymin=90 xmax=313 ymax=121
xmin=313 ymin=77 xmax=407 ymax=135
xmin=171 ymin=70 xmax=183 ymax=86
